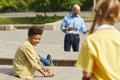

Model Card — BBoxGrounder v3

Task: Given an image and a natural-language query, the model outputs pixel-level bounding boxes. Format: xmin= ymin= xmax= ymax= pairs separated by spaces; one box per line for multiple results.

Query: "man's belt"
xmin=66 ymin=34 xmax=79 ymax=37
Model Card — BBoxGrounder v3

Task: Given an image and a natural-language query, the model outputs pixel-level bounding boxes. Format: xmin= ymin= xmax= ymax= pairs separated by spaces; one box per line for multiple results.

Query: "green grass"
xmin=0 ymin=15 xmax=64 ymax=24
xmin=0 ymin=15 xmax=93 ymax=24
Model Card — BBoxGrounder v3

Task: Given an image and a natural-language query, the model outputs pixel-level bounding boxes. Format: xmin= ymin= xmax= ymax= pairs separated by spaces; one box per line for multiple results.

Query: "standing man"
xmin=60 ymin=4 xmax=87 ymax=52
xmin=13 ymin=26 xmax=54 ymax=79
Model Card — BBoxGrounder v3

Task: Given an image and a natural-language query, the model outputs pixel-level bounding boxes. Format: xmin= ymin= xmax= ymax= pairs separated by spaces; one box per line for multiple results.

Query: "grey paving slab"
xmin=0 ymin=29 xmax=86 ymax=60
xmin=0 ymin=21 xmax=120 ymax=80
xmin=0 ymin=21 xmax=120 ymax=60
xmin=0 ymin=22 xmax=119 ymax=67
xmin=0 ymin=65 xmax=82 ymax=80
xmin=0 ymin=11 xmax=92 ymax=18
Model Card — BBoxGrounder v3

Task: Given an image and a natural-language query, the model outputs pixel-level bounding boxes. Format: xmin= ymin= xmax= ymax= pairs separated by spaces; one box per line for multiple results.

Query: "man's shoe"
xmin=47 ymin=54 xmax=53 ymax=66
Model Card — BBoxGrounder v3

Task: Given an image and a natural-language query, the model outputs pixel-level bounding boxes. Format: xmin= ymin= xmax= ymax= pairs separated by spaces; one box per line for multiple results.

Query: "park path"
xmin=0 ymin=20 xmax=120 ymax=80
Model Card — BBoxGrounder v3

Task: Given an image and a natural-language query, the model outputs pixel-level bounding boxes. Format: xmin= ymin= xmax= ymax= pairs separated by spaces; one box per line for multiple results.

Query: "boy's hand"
xmin=44 ymin=68 xmax=54 ymax=77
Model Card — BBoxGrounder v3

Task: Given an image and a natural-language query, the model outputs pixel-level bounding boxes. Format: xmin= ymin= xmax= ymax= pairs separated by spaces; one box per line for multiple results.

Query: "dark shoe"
xmin=47 ymin=54 xmax=53 ymax=66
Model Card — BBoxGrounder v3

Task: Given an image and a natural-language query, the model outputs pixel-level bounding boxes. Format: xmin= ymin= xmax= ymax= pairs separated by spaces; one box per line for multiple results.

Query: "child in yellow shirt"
xmin=76 ymin=0 xmax=120 ymax=80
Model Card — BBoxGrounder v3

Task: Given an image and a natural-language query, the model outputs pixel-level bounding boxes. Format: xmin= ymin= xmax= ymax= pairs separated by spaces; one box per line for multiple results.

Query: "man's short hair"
xmin=28 ymin=26 xmax=43 ymax=36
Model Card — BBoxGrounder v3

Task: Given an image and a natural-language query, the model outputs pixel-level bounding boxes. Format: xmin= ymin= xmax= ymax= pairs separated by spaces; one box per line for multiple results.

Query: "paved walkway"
xmin=0 ymin=21 xmax=90 ymax=80
xmin=0 ymin=21 xmax=120 ymax=59
xmin=0 ymin=21 xmax=120 ymax=61
xmin=0 ymin=11 xmax=93 ymax=18
xmin=0 ymin=21 xmax=120 ymax=80
xmin=0 ymin=23 xmax=89 ymax=59
xmin=0 ymin=65 xmax=82 ymax=80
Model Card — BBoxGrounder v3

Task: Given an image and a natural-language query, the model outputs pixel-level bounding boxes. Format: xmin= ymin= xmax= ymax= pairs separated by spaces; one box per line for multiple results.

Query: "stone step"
xmin=0 ymin=58 xmax=76 ymax=66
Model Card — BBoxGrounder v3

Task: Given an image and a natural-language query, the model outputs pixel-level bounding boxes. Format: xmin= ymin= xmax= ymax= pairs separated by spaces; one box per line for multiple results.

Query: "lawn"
xmin=0 ymin=15 xmax=63 ymax=24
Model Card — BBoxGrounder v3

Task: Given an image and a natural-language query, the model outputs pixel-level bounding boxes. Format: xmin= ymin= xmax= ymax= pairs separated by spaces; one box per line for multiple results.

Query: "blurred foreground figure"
xmin=76 ymin=0 xmax=120 ymax=80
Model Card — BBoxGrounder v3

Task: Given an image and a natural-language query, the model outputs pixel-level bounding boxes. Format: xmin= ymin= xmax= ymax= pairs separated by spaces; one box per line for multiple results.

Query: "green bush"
xmin=0 ymin=16 xmax=63 ymax=24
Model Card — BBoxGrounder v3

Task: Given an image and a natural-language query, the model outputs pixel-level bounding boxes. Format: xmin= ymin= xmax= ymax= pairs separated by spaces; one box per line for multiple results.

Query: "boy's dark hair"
xmin=28 ymin=26 xmax=43 ymax=36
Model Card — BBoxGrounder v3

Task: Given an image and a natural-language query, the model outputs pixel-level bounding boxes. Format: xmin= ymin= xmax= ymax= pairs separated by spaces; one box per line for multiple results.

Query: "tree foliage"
xmin=55 ymin=0 xmax=83 ymax=11
xmin=0 ymin=0 xmax=101 ymax=12
xmin=0 ymin=0 xmax=33 ymax=12
xmin=30 ymin=0 xmax=50 ymax=12
xmin=81 ymin=0 xmax=99 ymax=11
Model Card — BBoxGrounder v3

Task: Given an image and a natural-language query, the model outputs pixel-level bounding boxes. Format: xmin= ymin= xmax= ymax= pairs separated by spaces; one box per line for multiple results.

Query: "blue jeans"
xmin=64 ymin=34 xmax=80 ymax=52
xmin=39 ymin=56 xmax=51 ymax=66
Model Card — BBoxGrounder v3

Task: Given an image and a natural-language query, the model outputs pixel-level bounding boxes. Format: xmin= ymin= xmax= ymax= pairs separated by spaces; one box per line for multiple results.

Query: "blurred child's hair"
xmin=89 ymin=0 xmax=120 ymax=34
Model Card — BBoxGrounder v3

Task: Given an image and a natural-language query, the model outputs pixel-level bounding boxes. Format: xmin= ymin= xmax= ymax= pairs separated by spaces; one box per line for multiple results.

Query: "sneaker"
xmin=47 ymin=54 xmax=53 ymax=66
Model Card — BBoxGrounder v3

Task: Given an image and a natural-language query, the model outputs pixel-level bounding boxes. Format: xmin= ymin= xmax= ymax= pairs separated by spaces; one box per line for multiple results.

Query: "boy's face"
xmin=29 ymin=34 xmax=41 ymax=46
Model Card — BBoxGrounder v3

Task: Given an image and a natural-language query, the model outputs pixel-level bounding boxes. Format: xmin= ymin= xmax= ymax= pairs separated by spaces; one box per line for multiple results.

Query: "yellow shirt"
xmin=13 ymin=39 xmax=41 ymax=79
xmin=76 ymin=28 xmax=120 ymax=80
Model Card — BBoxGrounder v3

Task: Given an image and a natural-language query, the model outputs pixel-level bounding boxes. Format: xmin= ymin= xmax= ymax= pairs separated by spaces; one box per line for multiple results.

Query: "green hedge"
xmin=0 ymin=15 xmax=63 ymax=24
